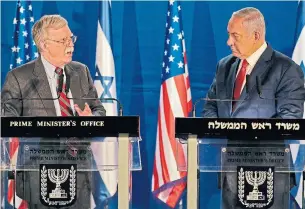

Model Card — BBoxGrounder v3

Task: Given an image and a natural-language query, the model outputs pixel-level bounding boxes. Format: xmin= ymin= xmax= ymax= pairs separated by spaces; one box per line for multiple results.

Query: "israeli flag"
xmin=290 ymin=1 xmax=305 ymax=208
xmin=293 ymin=1 xmax=305 ymax=75
xmin=91 ymin=0 xmax=118 ymax=208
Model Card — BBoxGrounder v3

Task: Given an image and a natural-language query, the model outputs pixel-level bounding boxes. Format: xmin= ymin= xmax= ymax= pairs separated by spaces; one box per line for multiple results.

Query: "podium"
xmin=0 ymin=116 xmax=141 ymax=209
xmin=175 ymin=117 xmax=305 ymax=209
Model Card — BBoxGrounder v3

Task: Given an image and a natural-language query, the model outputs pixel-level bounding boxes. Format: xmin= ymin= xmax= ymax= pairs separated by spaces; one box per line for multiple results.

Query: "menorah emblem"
xmin=237 ymin=166 xmax=274 ymax=209
xmin=48 ymin=168 xmax=70 ymax=198
xmin=40 ymin=164 xmax=77 ymax=207
xmin=245 ymin=171 xmax=266 ymax=200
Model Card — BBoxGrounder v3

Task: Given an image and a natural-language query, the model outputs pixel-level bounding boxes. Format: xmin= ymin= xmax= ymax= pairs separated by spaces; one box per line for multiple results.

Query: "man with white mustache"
xmin=2 ymin=14 xmax=106 ymax=117
xmin=1 ymin=15 xmax=106 ymax=208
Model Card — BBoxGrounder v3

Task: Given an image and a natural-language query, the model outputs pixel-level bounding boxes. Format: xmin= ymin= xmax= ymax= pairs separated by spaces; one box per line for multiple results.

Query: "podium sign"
xmin=175 ymin=117 xmax=305 ymax=209
xmin=1 ymin=116 xmax=141 ymax=209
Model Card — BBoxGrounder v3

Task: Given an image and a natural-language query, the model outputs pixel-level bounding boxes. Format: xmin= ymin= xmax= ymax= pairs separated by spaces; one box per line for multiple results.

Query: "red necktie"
xmin=232 ymin=60 xmax=249 ymax=109
xmin=233 ymin=60 xmax=249 ymax=100
xmin=55 ymin=67 xmax=73 ymax=116
xmin=55 ymin=67 xmax=77 ymax=156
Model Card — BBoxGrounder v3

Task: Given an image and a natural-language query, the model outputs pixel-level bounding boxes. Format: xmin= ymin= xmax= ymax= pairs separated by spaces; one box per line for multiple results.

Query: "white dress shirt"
xmin=41 ymin=55 xmax=75 ymax=116
xmin=235 ymin=42 xmax=267 ymax=94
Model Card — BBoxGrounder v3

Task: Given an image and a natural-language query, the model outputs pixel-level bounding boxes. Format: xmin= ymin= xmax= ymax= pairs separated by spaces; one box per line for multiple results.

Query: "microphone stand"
xmin=64 ymin=76 xmax=123 ymax=116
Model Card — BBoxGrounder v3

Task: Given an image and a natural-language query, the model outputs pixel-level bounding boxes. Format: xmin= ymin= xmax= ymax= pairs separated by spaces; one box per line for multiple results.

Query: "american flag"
xmin=290 ymin=1 xmax=305 ymax=208
xmin=152 ymin=0 xmax=192 ymax=208
xmin=10 ymin=0 xmax=38 ymax=70
xmin=3 ymin=1 xmax=37 ymax=208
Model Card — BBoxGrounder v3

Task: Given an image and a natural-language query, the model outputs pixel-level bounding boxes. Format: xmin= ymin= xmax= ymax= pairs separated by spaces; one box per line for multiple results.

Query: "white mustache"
xmin=65 ymin=47 xmax=74 ymax=54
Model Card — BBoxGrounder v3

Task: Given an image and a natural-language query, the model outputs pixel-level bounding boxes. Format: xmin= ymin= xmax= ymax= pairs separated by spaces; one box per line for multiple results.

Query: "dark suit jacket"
xmin=203 ymin=44 xmax=305 ymax=119
xmin=1 ymin=56 xmax=106 ymax=117
xmin=202 ymin=45 xmax=304 ymax=209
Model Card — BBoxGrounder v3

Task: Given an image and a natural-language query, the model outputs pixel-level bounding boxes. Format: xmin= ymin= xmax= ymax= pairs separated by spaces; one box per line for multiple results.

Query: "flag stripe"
xmin=9 ymin=138 xmax=19 ymax=166
xmin=174 ymin=75 xmax=188 ymax=116
xmin=160 ymin=86 xmax=182 ymax=183
xmin=294 ymin=0 xmax=305 ymax=43
xmin=18 ymin=200 xmax=28 ymax=209
xmin=183 ymin=52 xmax=188 ymax=65
xmin=154 ymin=125 xmax=165 ymax=190
xmin=166 ymin=182 xmax=186 ymax=207
xmin=7 ymin=181 xmax=14 ymax=204
xmin=163 ymin=81 xmax=187 ymax=172
xmin=158 ymin=108 xmax=171 ymax=184
xmin=185 ymin=75 xmax=190 ymax=89
xmin=153 ymin=158 xmax=160 ymax=191
xmin=166 ymin=78 xmax=184 ymax=116
xmin=292 ymin=27 xmax=305 ymax=65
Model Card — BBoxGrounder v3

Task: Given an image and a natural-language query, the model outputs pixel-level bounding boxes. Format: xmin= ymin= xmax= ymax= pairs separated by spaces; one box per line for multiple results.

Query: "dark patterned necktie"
xmin=54 ymin=67 xmax=73 ymax=116
xmin=55 ymin=67 xmax=77 ymax=156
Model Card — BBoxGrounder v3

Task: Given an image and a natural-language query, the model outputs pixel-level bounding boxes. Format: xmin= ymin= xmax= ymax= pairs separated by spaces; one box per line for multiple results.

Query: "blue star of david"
xmin=95 ymin=66 xmax=114 ymax=103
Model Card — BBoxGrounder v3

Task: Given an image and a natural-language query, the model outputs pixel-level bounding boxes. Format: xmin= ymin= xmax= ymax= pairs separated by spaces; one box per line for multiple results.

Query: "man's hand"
xmin=74 ymin=103 xmax=93 ymax=116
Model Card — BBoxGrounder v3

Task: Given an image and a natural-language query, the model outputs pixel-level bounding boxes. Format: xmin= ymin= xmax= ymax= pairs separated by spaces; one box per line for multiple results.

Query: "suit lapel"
xmin=226 ymin=58 xmax=240 ymax=116
xmin=247 ymin=47 xmax=273 ymax=96
xmin=232 ymin=44 xmax=273 ymax=114
xmin=32 ymin=57 xmax=56 ymax=116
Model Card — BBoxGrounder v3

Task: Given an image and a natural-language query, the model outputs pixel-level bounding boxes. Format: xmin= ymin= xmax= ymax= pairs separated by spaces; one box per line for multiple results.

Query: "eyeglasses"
xmin=46 ymin=35 xmax=77 ymax=46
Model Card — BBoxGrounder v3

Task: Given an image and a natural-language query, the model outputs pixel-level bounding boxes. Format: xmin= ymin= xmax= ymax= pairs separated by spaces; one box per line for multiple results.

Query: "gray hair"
xmin=32 ymin=15 xmax=68 ymax=51
xmin=232 ymin=7 xmax=266 ymax=38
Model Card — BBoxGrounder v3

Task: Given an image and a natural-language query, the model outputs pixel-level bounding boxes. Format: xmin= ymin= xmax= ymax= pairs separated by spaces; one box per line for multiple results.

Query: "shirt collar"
xmin=246 ymin=42 xmax=267 ymax=67
xmin=41 ymin=55 xmax=65 ymax=79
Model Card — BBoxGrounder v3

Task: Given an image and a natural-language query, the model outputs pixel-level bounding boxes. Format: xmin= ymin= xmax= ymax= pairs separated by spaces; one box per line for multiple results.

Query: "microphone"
xmin=246 ymin=74 xmax=250 ymax=94
xmin=58 ymin=73 xmax=64 ymax=94
xmin=192 ymin=97 xmax=245 ymax=117
xmin=193 ymin=75 xmax=254 ymax=117
xmin=64 ymin=75 xmax=124 ymax=116
xmin=1 ymin=76 xmax=65 ymax=116
xmin=192 ymin=98 xmax=206 ymax=117
xmin=65 ymin=73 xmax=70 ymax=94
xmin=102 ymin=98 xmax=124 ymax=116
xmin=256 ymin=76 xmax=262 ymax=96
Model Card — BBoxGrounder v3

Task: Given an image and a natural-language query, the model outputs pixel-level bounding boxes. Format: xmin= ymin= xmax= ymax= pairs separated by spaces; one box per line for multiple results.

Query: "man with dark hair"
xmin=203 ymin=7 xmax=304 ymax=209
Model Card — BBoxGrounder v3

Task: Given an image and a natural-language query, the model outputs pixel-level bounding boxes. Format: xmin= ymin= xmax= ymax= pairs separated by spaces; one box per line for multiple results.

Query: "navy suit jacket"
xmin=203 ymin=45 xmax=304 ymax=207
xmin=203 ymin=44 xmax=305 ymax=119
